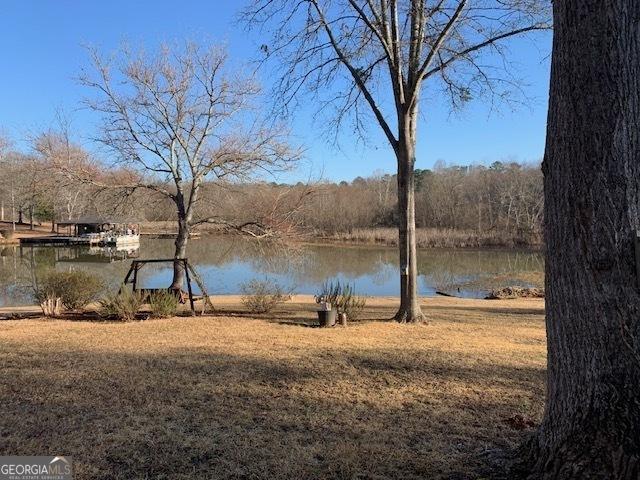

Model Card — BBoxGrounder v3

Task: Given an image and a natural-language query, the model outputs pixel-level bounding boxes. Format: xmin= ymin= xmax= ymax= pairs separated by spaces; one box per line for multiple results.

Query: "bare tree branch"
xmin=242 ymin=0 xmax=551 ymax=322
xmin=78 ymin=41 xmax=301 ymax=287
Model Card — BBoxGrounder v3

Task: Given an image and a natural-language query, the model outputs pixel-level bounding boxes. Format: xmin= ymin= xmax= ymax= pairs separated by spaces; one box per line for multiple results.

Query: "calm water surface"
xmin=0 ymin=236 xmax=543 ymax=306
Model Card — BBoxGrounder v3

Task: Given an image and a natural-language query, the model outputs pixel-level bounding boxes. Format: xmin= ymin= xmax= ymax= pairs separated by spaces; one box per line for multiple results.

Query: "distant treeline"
xmin=0 ymin=140 xmax=542 ymax=246
xmin=141 ymin=161 xmax=543 ymax=246
xmin=297 ymin=161 xmax=542 ymax=242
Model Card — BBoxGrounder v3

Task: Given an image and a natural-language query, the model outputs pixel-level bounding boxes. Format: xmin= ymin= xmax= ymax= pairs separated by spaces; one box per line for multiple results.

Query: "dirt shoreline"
xmin=298 ymin=236 xmax=543 ymax=251
xmin=0 ymin=294 xmax=544 ymax=317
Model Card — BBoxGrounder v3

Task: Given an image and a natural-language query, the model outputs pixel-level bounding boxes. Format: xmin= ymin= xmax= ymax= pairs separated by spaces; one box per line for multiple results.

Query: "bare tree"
xmin=522 ymin=0 xmax=640 ymax=477
xmin=79 ymin=42 xmax=298 ymax=289
xmin=195 ymin=180 xmax=314 ymax=240
xmin=0 ymin=148 xmax=32 ymax=231
xmin=244 ymin=0 xmax=550 ymax=322
xmin=0 ymin=133 xmax=10 ymax=224
xmin=33 ymin=119 xmax=94 ymax=223
xmin=0 ymin=134 xmax=8 ymax=162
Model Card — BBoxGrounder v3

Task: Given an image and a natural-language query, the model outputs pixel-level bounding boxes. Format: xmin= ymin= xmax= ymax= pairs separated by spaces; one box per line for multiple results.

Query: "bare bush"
xmin=34 ymin=270 xmax=104 ymax=312
xmin=240 ymin=279 xmax=292 ymax=314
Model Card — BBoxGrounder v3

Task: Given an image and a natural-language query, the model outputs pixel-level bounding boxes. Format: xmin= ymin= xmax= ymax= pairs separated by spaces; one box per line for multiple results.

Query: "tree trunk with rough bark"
xmin=171 ymin=190 xmax=191 ymax=290
xmin=243 ymin=0 xmax=550 ymax=324
xmin=394 ymin=137 xmax=425 ymax=323
xmin=524 ymin=1 xmax=640 ymax=478
xmin=171 ymin=218 xmax=189 ymax=290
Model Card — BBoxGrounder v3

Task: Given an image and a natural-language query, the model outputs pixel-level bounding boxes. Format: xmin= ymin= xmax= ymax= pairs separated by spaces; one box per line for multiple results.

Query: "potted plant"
xmin=314 ymin=295 xmax=337 ymax=327
xmin=315 ymin=280 xmax=366 ymax=327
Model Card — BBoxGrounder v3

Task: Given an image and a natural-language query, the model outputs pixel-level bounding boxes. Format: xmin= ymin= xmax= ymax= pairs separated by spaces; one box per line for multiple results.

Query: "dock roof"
xmin=56 ymin=216 xmax=138 ymax=226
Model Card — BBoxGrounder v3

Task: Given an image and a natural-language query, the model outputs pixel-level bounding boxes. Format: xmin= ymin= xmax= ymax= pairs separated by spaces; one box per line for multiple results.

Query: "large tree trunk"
xmin=525 ymin=1 xmax=640 ymax=478
xmin=171 ymin=218 xmax=189 ymax=290
xmin=394 ymin=139 xmax=425 ymax=323
xmin=171 ymin=189 xmax=191 ymax=290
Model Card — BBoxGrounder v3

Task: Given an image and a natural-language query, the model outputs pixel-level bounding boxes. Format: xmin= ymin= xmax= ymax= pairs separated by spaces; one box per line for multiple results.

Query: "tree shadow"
xmin=427 ymin=305 xmax=545 ymax=317
xmin=0 ymin=341 xmax=545 ymax=479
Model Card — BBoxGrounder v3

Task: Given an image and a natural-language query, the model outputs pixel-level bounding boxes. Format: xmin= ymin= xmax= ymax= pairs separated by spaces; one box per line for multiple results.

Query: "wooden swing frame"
xmin=121 ymin=258 xmax=213 ymax=315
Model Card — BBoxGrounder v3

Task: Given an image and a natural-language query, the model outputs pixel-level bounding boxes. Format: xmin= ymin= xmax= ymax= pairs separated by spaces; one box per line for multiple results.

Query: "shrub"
xmin=37 ymin=294 xmax=63 ymax=318
xmin=0 ymin=229 xmax=14 ymax=240
xmin=316 ymin=280 xmax=366 ymax=320
xmin=240 ymin=279 xmax=291 ymax=314
xmin=148 ymin=290 xmax=179 ymax=318
xmin=34 ymin=270 xmax=105 ymax=311
xmin=33 ymin=277 xmax=61 ymax=316
xmin=99 ymin=288 xmax=144 ymax=321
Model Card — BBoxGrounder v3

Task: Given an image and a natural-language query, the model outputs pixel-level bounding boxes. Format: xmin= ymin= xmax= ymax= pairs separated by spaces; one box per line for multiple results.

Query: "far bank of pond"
xmin=311 ymin=228 xmax=542 ymax=250
xmin=0 ymin=236 xmax=543 ymax=306
xmin=138 ymin=223 xmax=543 ymax=249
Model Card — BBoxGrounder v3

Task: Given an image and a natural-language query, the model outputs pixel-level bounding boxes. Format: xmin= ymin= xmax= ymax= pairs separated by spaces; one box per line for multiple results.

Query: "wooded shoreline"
xmin=139 ymin=222 xmax=543 ymax=249
xmin=1 ymin=221 xmax=542 ymax=250
xmin=312 ymin=227 xmax=542 ymax=249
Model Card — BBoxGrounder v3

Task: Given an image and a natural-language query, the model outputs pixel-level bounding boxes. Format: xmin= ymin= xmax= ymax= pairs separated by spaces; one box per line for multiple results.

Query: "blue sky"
xmin=0 ymin=1 xmax=551 ymax=182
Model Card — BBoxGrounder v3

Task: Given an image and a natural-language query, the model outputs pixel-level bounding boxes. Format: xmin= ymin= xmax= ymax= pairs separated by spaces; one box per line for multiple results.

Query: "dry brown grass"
xmin=0 ymin=296 xmax=546 ymax=479
xmin=321 ymin=227 xmax=541 ymax=249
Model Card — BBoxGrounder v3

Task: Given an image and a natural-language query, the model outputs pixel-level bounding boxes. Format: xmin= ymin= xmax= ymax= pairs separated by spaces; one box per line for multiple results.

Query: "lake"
xmin=0 ymin=236 xmax=544 ymax=306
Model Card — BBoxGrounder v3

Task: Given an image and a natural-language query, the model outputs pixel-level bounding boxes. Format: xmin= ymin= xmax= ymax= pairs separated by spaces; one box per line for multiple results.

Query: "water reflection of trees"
xmin=135 ymin=238 xmax=545 ymax=284
xmin=0 ymin=247 xmax=28 ymax=305
xmin=181 ymin=239 xmax=544 ymax=293
xmin=0 ymin=237 xmax=544 ymax=306
xmin=418 ymin=250 xmax=544 ymax=294
xmin=0 ymin=245 xmax=138 ymax=306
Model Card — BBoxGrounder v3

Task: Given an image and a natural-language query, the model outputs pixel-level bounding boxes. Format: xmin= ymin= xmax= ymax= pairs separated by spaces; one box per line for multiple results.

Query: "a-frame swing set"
xmin=121 ymin=258 xmax=214 ymax=314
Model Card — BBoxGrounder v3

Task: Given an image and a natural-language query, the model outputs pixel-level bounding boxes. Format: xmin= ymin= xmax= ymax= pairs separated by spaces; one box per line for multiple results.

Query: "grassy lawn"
xmin=0 ymin=297 xmax=546 ymax=479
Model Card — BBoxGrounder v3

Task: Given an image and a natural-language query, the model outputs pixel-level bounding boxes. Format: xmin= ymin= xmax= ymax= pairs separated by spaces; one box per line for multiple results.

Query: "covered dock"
xmin=21 ymin=216 xmax=140 ymax=247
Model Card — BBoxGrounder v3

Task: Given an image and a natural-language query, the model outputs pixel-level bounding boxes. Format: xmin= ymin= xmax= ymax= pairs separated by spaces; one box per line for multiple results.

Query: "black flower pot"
xmin=317 ymin=309 xmax=337 ymax=327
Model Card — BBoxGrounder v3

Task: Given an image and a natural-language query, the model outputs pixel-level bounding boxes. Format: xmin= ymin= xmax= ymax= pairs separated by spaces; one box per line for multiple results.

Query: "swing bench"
xmin=121 ymin=258 xmax=213 ymax=314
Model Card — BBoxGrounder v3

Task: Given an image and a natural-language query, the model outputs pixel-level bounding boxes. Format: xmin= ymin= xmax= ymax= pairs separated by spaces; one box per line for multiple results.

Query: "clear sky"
xmin=0 ymin=1 xmax=552 ymax=182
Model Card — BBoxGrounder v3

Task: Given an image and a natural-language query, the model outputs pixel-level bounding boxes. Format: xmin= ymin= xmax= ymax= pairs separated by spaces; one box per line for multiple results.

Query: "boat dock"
xmin=20 ymin=236 xmax=95 ymax=246
xmin=20 ymin=216 xmax=140 ymax=247
xmin=21 ymin=234 xmax=140 ymax=247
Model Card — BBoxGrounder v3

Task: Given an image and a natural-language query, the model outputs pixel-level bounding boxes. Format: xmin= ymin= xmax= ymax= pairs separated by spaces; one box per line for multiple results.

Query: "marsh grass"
xmin=323 ymin=227 xmax=541 ymax=249
xmin=0 ymin=296 xmax=545 ymax=479
xmin=0 ymin=228 xmax=15 ymax=240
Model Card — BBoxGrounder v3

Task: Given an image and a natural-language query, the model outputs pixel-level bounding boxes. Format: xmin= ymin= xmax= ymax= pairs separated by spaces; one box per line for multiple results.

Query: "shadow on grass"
xmin=427 ymin=305 xmax=545 ymax=317
xmin=0 ymin=339 xmax=544 ymax=480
